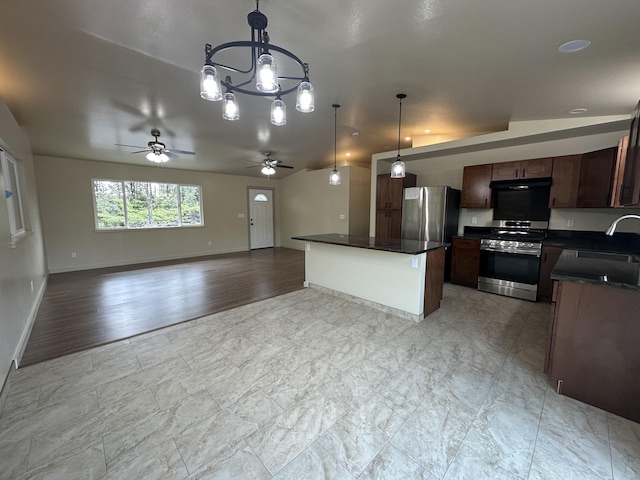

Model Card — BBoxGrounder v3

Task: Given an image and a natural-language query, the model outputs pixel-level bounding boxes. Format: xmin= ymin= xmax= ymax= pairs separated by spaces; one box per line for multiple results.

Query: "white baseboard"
xmin=12 ymin=274 xmax=48 ymax=368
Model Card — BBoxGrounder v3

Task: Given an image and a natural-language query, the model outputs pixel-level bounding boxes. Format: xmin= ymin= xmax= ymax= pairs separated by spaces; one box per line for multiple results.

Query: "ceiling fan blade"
xmin=164 ymin=151 xmax=179 ymax=159
xmin=130 ymin=149 xmax=151 ymax=154
xmin=115 ymin=143 xmax=146 ymax=149
xmin=276 ymin=164 xmax=294 ymax=169
xmin=169 ymin=149 xmax=196 ymax=155
xmin=245 ymin=165 xmax=261 ymax=168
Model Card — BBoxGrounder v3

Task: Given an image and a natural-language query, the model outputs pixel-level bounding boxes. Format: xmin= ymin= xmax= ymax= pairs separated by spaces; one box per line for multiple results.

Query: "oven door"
xmin=478 ymin=248 xmax=541 ymax=301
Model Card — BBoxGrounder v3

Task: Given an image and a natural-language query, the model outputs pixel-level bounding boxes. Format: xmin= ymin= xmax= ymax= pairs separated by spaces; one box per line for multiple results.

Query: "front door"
xmin=249 ymin=188 xmax=274 ymax=249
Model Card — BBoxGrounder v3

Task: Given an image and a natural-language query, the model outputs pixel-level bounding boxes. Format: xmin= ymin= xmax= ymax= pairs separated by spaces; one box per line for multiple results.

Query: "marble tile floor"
xmin=1 ymin=284 xmax=639 ymax=479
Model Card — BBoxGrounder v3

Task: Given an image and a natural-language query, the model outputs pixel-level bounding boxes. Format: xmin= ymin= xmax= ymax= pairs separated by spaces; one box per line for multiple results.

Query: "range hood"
xmin=489 ymin=178 xmax=552 ymax=190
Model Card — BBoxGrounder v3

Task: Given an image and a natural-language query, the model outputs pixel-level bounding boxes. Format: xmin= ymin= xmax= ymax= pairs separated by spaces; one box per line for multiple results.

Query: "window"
xmin=1 ymin=149 xmax=25 ymax=237
xmin=93 ymin=179 xmax=202 ymax=230
xmin=253 ymin=193 xmax=269 ymax=202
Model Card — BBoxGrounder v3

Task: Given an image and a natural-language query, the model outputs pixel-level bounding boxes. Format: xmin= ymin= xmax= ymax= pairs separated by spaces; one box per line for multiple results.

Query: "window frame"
xmin=1 ymin=149 xmax=26 ymax=238
xmin=92 ymin=179 xmax=204 ymax=231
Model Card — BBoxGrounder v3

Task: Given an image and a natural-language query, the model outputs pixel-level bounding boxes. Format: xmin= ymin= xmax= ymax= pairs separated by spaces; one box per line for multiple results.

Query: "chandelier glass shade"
xmin=199 ymin=1 xmax=314 ymax=126
xmin=390 ymin=93 xmax=407 ymax=178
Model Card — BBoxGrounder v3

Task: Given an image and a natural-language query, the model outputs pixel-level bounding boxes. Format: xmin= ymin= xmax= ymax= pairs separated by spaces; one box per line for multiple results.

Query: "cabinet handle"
xmin=484 ymin=198 xmax=487 ymax=207
xmin=522 ymin=168 xmax=526 ymax=177
xmin=544 ymin=252 xmax=547 ymax=262
xmin=515 ymin=169 xmax=519 ymax=178
xmin=552 ymin=197 xmax=556 ymax=207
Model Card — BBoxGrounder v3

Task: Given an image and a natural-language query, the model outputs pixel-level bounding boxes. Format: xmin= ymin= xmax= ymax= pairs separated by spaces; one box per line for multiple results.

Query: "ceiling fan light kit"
xmin=199 ymin=0 xmax=314 ymax=126
xmin=115 ymin=129 xmax=196 ymax=163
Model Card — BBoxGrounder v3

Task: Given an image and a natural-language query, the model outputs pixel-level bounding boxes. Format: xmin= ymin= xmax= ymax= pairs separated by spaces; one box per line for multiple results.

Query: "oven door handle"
xmin=480 ymin=246 xmax=541 ymax=257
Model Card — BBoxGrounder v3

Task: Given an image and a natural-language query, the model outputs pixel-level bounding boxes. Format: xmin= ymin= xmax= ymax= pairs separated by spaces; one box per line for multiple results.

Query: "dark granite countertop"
xmin=551 ymin=249 xmax=640 ymax=291
xmin=292 ymin=233 xmax=447 ymax=255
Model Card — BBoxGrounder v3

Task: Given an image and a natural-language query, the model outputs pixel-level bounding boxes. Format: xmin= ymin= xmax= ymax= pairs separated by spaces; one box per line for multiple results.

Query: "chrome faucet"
xmin=605 ymin=214 xmax=640 ymax=236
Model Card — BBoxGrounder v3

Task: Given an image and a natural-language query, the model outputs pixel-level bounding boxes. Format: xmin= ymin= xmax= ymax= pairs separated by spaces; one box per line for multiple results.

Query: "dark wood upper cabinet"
xmin=461 ymin=164 xmax=492 ymax=208
xmin=576 ymin=147 xmax=617 ymax=208
xmin=611 ymin=136 xmax=629 ymax=207
xmin=619 ymin=101 xmax=640 ymax=206
xmin=549 ymin=155 xmax=582 ymax=208
xmin=375 ymin=173 xmax=416 ymax=238
xmin=491 ymin=157 xmax=552 ymax=181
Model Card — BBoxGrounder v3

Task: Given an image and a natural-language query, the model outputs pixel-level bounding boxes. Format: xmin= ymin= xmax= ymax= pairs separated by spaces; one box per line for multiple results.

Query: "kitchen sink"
xmin=559 ymin=249 xmax=640 ymax=287
xmin=574 ymin=250 xmax=640 ymax=263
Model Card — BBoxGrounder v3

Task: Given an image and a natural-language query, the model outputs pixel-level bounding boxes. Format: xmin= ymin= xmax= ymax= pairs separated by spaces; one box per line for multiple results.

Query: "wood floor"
xmin=21 ymin=247 xmax=305 ymax=366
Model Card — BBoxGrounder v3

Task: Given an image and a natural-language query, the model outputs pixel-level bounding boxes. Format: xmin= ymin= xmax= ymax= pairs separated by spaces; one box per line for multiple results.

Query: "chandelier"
xmin=199 ymin=1 xmax=315 ymax=126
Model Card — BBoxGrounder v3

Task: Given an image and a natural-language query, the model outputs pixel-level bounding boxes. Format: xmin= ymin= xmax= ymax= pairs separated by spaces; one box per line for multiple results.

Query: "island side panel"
xmin=304 ymin=242 xmax=426 ymax=316
xmin=424 ymin=247 xmax=445 ymax=317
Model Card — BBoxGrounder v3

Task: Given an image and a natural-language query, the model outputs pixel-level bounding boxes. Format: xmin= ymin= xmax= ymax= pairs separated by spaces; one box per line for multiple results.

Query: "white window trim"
xmin=1 ymin=149 xmax=26 ymax=241
xmin=91 ymin=179 xmax=204 ymax=231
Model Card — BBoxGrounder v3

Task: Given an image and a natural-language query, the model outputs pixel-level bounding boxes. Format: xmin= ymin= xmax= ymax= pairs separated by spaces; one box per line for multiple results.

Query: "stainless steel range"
xmin=478 ymin=220 xmax=547 ymax=301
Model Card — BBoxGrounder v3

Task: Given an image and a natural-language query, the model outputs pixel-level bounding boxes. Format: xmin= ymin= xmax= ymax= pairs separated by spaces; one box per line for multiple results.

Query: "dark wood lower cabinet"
xmin=537 ymin=245 xmax=563 ymax=302
xmin=450 ymin=237 xmax=480 ymax=288
xmin=545 ymin=281 xmax=640 ymax=423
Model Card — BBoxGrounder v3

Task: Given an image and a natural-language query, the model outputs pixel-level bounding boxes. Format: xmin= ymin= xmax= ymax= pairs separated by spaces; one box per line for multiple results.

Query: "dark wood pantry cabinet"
xmin=375 ymin=173 xmax=416 ymax=238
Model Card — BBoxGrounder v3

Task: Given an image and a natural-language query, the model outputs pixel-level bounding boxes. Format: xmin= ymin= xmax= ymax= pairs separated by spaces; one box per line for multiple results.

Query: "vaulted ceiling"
xmin=1 ymin=0 xmax=639 ymax=177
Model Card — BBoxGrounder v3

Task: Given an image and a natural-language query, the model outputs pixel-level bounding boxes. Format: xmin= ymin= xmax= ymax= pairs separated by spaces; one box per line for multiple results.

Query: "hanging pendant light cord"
xmin=396 ymin=93 xmax=406 ymax=159
xmin=333 ymin=104 xmax=340 ymax=169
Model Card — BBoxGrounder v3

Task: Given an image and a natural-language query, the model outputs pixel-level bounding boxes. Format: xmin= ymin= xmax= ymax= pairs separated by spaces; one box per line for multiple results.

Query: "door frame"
xmin=247 ymin=186 xmax=276 ymax=250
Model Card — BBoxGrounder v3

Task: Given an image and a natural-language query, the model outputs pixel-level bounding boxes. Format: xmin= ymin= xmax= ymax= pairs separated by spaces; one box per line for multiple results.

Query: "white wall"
xmin=280 ymin=166 xmax=353 ymax=250
xmin=348 ymin=166 xmax=371 ymax=237
xmin=0 ymin=98 xmax=47 ymax=389
xmin=369 ymin=119 xmax=640 ymax=235
xmin=34 ymin=156 xmax=283 ymax=273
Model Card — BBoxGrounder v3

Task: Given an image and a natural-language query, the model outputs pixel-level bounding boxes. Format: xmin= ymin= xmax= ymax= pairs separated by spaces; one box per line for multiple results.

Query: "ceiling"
xmin=1 ymin=0 xmax=639 ymax=178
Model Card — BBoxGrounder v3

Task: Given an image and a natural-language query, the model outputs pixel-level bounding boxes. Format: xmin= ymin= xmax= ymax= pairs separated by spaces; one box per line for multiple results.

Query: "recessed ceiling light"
xmin=568 ymin=108 xmax=588 ymax=115
xmin=346 ymin=152 xmax=351 ymax=157
xmin=424 ymin=129 xmax=431 ymax=133
xmin=558 ymin=39 xmax=591 ymax=53
xmin=405 ymin=136 xmax=411 ymax=141
xmin=352 ymin=131 xmax=359 ymax=137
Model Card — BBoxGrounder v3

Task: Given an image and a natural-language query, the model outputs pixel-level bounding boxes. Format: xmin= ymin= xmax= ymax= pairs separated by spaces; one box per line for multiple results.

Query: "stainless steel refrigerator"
xmin=401 ymin=186 xmax=461 ymax=279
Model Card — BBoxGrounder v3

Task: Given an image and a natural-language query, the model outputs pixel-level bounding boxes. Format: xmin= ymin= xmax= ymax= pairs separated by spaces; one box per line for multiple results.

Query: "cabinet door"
xmin=387 ymin=177 xmax=406 ymax=209
xmin=549 ymin=155 xmax=582 ymax=208
xmin=521 ymin=157 xmax=553 ymax=179
xmin=461 ymin=164 xmax=492 ymax=208
xmin=376 ymin=175 xmax=389 ymax=209
xmin=611 ymin=136 xmax=629 ymax=207
xmin=620 ymin=102 xmax=640 ymax=206
xmin=375 ymin=209 xmax=390 ymax=238
xmin=388 ymin=209 xmax=403 ymax=239
xmin=491 ymin=161 xmax=519 ymax=181
xmin=577 ymin=147 xmax=616 ymax=208
xmin=451 ymin=237 xmax=480 ymax=288
xmin=537 ymin=245 xmax=563 ymax=303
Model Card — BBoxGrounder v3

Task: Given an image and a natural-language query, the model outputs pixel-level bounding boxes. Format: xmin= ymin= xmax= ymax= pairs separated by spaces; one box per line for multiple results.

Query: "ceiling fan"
xmin=115 ymin=129 xmax=195 ymax=163
xmin=247 ymin=152 xmax=294 ymax=176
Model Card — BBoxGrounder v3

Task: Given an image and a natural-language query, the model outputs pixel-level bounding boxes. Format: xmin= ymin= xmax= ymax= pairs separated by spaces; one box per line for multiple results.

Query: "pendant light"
xmin=330 ymin=104 xmax=341 ymax=185
xmin=391 ymin=93 xmax=407 ymax=178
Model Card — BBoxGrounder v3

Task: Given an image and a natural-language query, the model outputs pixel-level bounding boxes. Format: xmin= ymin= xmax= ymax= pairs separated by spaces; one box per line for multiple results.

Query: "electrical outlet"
xmin=472 ymin=216 xmax=478 ymax=224
xmin=238 ymin=213 xmax=245 ymax=218
xmin=567 ymin=218 xmax=575 ymax=227
xmin=306 ymin=243 xmax=311 ymax=251
xmin=208 ymin=240 xmax=212 ymax=246
xmin=339 ymin=214 xmax=345 ymax=220
xmin=30 ymin=280 xmax=34 ymax=292
xmin=411 ymin=258 xmax=419 ymax=268
xmin=71 ymin=252 xmax=77 ymax=258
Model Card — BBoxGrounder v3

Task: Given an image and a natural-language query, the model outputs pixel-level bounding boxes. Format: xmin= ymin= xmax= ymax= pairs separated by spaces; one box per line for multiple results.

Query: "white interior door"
xmin=249 ymin=188 xmax=274 ymax=249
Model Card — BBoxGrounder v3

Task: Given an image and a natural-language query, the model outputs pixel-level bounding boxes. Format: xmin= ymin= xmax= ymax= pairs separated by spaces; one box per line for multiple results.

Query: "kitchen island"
xmin=291 ymin=233 xmax=447 ymax=321
xmin=546 ymin=249 xmax=640 ymax=423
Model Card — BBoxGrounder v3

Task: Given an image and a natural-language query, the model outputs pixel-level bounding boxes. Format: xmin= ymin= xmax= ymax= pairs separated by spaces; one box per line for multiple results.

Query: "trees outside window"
xmin=93 ymin=179 xmax=202 ymax=230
